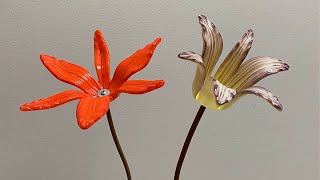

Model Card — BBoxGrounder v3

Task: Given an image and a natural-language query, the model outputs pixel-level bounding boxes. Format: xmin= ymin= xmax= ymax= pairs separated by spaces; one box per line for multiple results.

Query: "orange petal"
xmin=108 ymin=38 xmax=161 ymax=93
xmin=94 ymin=30 xmax=111 ymax=88
xmin=76 ymin=96 xmax=110 ymax=130
xmin=40 ymin=54 xmax=101 ymax=95
xmin=118 ymin=80 xmax=165 ymax=94
xmin=20 ymin=90 xmax=87 ymax=111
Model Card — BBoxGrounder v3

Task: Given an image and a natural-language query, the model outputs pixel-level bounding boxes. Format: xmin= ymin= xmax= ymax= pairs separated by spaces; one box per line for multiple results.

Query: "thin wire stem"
xmin=106 ymin=109 xmax=132 ymax=180
xmin=174 ymin=105 xmax=206 ymax=180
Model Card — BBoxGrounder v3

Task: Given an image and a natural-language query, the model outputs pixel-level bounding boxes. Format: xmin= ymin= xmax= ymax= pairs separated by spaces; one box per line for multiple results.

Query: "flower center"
xmin=98 ymin=89 xmax=110 ymax=97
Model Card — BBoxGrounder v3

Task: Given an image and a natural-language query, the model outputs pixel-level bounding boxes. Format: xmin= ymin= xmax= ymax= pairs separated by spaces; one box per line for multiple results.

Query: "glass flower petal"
xmin=194 ymin=77 xmax=222 ymax=110
xmin=40 ymin=54 xmax=101 ymax=95
xmin=198 ymin=15 xmax=223 ymax=78
xmin=108 ymin=38 xmax=162 ymax=93
xmin=213 ymin=79 xmax=236 ymax=105
xmin=76 ymin=96 xmax=110 ymax=129
xmin=178 ymin=51 xmax=206 ymax=97
xmin=226 ymin=57 xmax=289 ymax=90
xmin=94 ymin=30 xmax=111 ymax=88
xmin=118 ymin=80 xmax=164 ymax=94
xmin=214 ymin=29 xmax=254 ymax=83
xmin=20 ymin=90 xmax=88 ymax=111
xmin=237 ymin=86 xmax=283 ymax=111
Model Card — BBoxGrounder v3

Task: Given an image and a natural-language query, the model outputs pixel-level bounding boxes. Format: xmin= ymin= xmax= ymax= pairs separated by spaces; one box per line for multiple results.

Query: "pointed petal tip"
xmin=270 ymin=96 xmax=283 ymax=111
xmin=40 ymin=54 xmax=53 ymax=62
xmin=159 ymin=80 xmax=165 ymax=87
xmin=275 ymin=104 xmax=283 ymax=111
xmin=268 ymin=93 xmax=283 ymax=111
xmin=152 ymin=38 xmax=162 ymax=46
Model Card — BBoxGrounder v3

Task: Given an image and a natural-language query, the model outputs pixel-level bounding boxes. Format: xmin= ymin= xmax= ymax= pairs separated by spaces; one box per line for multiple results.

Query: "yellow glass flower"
xmin=179 ymin=15 xmax=289 ymax=111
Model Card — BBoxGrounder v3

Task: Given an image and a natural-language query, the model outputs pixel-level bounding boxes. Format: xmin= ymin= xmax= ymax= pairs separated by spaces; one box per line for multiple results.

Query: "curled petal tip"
xmin=178 ymin=51 xmax=195 ymax=58
xmin=275 ymin=103 xmax=283 ymax=111
xmin=267 ymin=94 xmax=283 ymax=111
xmin=177 ymin=51 xmax=204 ymax=66
xmin=247 ymin=29 xmax=254 ymax=36
xmin=198 ymin=14 xmax=207 ymax=21
xmin=282 ymin=62 xmax=290 ymax=70
xmin=237 ymin=86 xmax=284 ymax=111
xmin=275 ymin=60 xmax=290 ymax=72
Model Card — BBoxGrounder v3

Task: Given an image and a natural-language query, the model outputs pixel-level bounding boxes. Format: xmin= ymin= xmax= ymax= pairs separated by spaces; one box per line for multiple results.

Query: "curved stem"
xmin=174 ymin=105 xmax=206 ymax=180
xmin=106 ymin=109 xmax=132 ymax=180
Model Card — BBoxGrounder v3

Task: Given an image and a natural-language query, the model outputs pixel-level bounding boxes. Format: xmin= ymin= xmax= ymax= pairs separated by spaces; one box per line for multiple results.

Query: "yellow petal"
xmin=195 ymin=78 xmax=236 ymax=110
xmin=214 ymin=29 xmax=254 ymax=83
xmin=198 ymin=15 xmax=223 ymax=79
xmin=226 ymin=57 xmax=289 ymax=90
xmin=178 ymin=51 xmax=206 ymax=97
xmin=237 ymin=86 xmax=283 ymax=111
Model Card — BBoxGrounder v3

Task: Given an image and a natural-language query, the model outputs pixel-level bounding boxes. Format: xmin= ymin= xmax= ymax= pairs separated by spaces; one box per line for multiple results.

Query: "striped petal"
xmin=40 ymin=54 xmax=101 ymax=95
xmin=194 ymin=78 xmax=232 ymax=110
xmin=94 ymin=30 xmax=111 ymax=88
xmin=178 ymin=51 xmax=206 ymax=97
xmin=237 ymin=86 xmax=283 ymax=111
xmin=108 ymin=38 xmax=161 ymax=93
xmin=226 ymin=57 xmax=289 ymax=90
xmin=76 ymin=96 xmax=110 ymax=130
xmin=118 ymin=80 xmax=164 ymax=94
xmin=198 ymin=15 xmax=223 ymax=78
xmin=214 ymin=29 xmax=254 ymax=83
xmin=20 ymin=90 xmax=87 ymax=111
xmin=213 ymin=79 xmax=236 ymax=105
xmin=195 ymin=79 xmax=283 ymax=111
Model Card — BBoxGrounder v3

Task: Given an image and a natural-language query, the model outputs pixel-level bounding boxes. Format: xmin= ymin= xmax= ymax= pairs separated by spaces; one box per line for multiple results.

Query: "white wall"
xmin=0 ymin=0 xmax=318 ymax=179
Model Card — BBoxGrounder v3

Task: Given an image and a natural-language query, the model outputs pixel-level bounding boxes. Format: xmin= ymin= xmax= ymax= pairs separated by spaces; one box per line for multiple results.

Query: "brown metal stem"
xmin=106 ymin=109 xmax=132 ymax=180
xmin=174 ymin=105 xmax=206 ymax=180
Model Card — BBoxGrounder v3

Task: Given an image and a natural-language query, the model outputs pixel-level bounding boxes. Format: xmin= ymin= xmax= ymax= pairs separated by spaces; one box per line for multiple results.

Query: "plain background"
xmin=1 ymin=0 xmax=318 ymax=180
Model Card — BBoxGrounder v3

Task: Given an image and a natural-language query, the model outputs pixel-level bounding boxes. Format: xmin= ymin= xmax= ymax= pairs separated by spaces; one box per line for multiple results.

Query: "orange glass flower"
xmin=20 ymin=30 xmax=164 ymax=129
